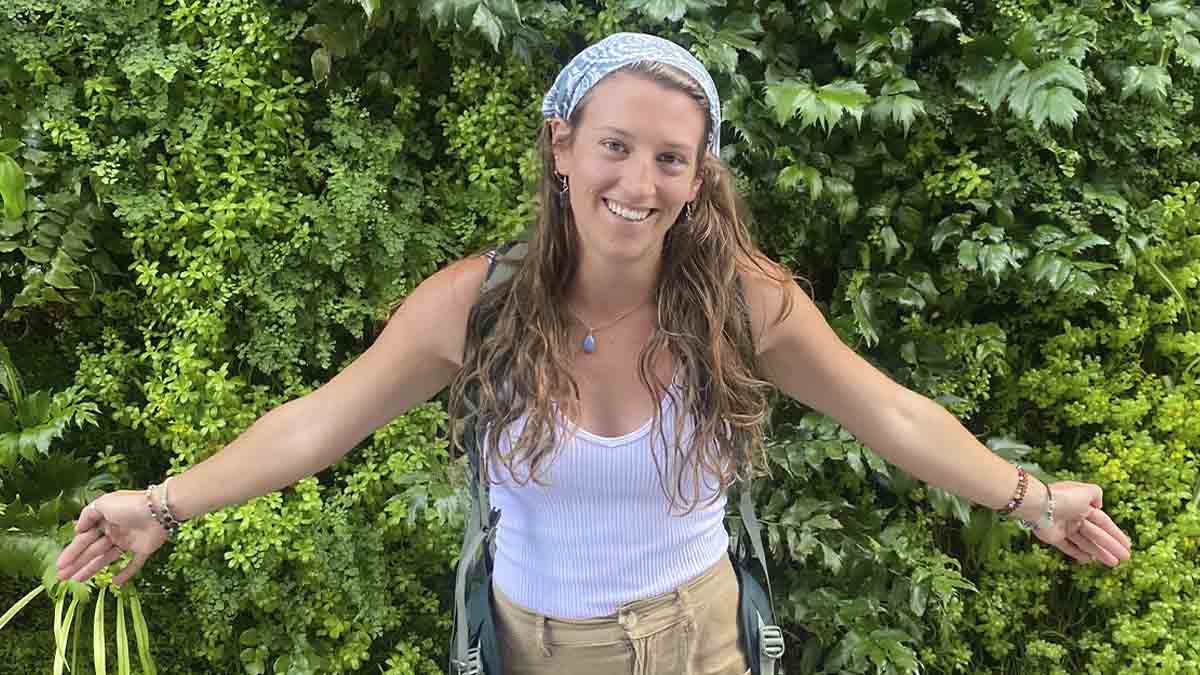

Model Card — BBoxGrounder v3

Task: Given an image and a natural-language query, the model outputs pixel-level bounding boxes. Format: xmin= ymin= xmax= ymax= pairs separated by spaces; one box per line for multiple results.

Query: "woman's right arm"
xmin=57 ymin=255 xmax=491 ymax=584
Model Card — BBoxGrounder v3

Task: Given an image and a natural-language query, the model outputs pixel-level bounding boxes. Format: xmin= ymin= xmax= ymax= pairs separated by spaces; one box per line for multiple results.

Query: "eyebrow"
xmin=597 ymin=126 xmax=696 ymax=154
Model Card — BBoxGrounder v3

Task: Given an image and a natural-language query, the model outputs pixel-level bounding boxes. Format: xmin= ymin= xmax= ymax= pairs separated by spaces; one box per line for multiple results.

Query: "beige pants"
xmin=493 ymin=554 xmax=750 ymax=675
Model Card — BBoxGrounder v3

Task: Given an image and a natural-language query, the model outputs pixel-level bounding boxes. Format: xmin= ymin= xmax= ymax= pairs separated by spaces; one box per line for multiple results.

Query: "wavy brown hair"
xmin=447 ymin=61 xmax=794 ymax=512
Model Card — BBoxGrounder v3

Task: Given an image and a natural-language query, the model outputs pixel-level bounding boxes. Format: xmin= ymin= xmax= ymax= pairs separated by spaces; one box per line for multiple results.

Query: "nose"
xmin=624 ymin=153 xmax=656 ymax=201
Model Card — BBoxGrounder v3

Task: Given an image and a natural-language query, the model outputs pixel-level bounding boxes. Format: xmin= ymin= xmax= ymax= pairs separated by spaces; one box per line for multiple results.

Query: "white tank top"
xmin=487 ymin=386 xmax=730 ymax=619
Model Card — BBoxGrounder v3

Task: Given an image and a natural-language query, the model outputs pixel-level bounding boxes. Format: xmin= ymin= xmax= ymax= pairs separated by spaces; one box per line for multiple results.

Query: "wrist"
xmin=1012 ymin=476 xmax=1047 ymax=523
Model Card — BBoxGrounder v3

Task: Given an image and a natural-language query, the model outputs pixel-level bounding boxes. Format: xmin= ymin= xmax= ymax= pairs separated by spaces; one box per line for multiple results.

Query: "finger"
xmin=1068 ymin=534 xmax=1111 ymax=566
xmin=111 ymin=552 xmax=150 ymax=587
xmin=56 ymin=528 xmax=107 ymax=577
xmin=1090 ymin=485 xmax=1103 ymax=511
xmin=1055 ymin=537 xmax=1092 ymax=564
xmin=1087 ymin=508 xmax=1132 ymax=551
xmin=70 ymin=545 xmax=123 ymax=583
xmin=1080 ymin=520 xmax=1130 ymax=564
xmin=75 ymin=503 xmax=106 ymax=534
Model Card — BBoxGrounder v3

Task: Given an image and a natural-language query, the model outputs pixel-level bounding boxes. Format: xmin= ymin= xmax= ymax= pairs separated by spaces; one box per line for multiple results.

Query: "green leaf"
xmin=624 ymin=0 xmax=719 ymax=22
xmin=0 ymin=154 xmax=26 ymax=220
xmin=0 ymin=139 xmax=22 ymax=154
xmin=931 ymin=215 xmax=966 ymax=252
xmin=957 ymin=239 xmax=980 ymax=271
xmin=1175 ymin=32 xmax=1200 ymax=69
xmin=357 ymin=0 xmax=379 ymax=21
xmin=1121 ymin=65 xmax=1171 ymax=101
xmin=764 ymin=80 xmax=810 ymax=126
xmin=914 ymin=7 xmax=961 ymax=29
xmin=882 ymin=78 xmax=920 ymax=96
xmin=128 ymin=587 xmax=158 ymax=675
xmin=310 ymin=48 xmax=331 ymax=84
xmin=1151 ymin=0 xmax=1189 ymax=19
xmin=117 ymin=596 xmax=131 ymax=675
xmin=1 ymin=585 xmax=44 ymax=631
xmin=777 ymin=165 xmax=823 ymax=201
xmin=1029 ymin=86 xmax=1086 ymax=130
xmin=1030 ymin=59 xmax=1087 ymax=93
xmin=881 ymin=226 xmax=901 ymax=263
xmin=978 ymin=61 xmax=1027 ymax=112
xmin=472 ymin=4 xmax=503 ymax=51
xmin=95 ymin=586 xmax=108 ymax=675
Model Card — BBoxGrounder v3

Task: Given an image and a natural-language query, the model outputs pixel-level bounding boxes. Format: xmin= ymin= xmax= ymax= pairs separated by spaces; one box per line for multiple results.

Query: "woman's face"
xmin=552 ymin=71 xmax=705 ymax=264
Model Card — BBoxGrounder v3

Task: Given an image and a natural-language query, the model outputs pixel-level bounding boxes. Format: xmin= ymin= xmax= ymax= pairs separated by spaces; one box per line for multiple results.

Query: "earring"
xmin=684 ymin=202 xmax=694 ymax=222
xmin=556 ymin=173 xmax=569 ymax=195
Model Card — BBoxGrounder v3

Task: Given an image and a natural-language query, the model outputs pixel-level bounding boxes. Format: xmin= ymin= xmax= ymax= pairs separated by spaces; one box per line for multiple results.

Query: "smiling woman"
xmin=54 ymin=31 xmax=1131 ymax=675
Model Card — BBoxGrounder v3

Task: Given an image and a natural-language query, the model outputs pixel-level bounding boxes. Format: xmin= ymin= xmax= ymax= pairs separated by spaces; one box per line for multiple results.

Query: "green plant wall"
xmin=2 ymin=0 xmax=1198 ymax=673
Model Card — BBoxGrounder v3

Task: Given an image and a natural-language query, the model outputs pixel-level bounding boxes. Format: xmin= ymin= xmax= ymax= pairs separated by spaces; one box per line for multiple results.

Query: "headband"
xmin=541 ymin=32 xmax=721 ymax=153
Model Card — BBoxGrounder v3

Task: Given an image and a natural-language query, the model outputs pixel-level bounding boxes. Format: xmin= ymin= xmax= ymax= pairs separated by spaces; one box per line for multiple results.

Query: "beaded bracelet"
xmin=1020 ymin=482 xmax=1055 ymax=532
xmin=146 ymin=478 xmax=186 ymax=538
xmin=998 ymin=466 xmax=1029 ymax=516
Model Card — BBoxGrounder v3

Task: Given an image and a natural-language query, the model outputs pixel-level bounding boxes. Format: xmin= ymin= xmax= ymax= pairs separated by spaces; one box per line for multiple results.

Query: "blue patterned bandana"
xmin=541 ymin=33 xmax=721 ymax=153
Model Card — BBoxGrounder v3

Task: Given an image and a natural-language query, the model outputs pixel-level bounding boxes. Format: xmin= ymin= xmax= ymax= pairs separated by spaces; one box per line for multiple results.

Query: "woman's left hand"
xmin=1032 ymin=481 xmax=1132 ymax=567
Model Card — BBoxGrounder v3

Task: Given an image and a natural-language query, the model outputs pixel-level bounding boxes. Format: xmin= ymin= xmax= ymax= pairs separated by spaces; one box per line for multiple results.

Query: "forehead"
xmin=576 ymin=71 xmax=706 ymax=152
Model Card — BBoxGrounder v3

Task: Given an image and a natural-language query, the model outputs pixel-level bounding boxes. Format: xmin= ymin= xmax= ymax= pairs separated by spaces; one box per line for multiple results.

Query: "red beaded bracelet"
xmin=998 ymin=466 xmax=1029 ymax=516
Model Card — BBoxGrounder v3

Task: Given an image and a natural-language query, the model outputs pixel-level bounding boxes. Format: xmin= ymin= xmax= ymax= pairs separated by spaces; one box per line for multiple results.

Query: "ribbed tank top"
xmin=487 ymin=385 xmax=730 ymax=619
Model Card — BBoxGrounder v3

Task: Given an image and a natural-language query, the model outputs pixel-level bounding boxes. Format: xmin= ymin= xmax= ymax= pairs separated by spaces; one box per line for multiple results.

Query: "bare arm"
xmin=742 ymin=267 xmax=1132 ymax=566
xmin=58 ymin=255 xmax=490 ymax=583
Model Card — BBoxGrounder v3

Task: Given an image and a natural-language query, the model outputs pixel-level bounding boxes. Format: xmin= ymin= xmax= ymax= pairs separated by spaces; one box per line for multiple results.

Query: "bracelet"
xmin=998 ymin=466 xmax=1029 ymax=516
xmin=146 ymin=479 xmax=187 ymax=538
xmin=1020 ymin=482 xmax=1055 ymax=532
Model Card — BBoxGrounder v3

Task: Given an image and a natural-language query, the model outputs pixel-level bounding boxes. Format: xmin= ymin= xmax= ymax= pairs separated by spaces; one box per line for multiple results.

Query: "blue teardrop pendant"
xmin=582 ymin=332 xmax=597 ymax=354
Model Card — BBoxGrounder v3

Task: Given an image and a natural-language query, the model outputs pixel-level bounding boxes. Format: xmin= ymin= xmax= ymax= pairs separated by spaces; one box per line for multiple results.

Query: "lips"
xmin=603 ymin=198 xmax=654 ymax=222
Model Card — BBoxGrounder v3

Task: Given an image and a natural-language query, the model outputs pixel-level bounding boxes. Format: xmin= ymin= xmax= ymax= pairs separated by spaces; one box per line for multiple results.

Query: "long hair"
xmin=447 ymin=61 xmax=794 ymax=512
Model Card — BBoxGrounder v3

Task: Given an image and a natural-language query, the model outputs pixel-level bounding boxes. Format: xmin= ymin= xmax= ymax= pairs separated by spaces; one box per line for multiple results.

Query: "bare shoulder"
xmin=736 ymin=253 xmax=816 ymax=356
xmin=389 ymin=253 xmax=492 ymax=368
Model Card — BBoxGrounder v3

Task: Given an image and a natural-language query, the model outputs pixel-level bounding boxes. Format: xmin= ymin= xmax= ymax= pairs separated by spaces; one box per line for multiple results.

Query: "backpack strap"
xmin=739 ymin=486 xmax=786 ymax=674
xmin=452 ymin=242 xmax=525 ymax=674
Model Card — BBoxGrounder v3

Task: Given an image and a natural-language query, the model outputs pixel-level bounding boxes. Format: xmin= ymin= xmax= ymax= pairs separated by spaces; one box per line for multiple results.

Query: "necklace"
xmin=571 ymin=301 xmax=649 ymax=354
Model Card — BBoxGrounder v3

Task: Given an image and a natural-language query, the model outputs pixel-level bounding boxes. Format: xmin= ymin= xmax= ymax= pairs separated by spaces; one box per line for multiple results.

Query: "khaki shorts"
xmin=493 ymin=554 xmax=750 ymax=675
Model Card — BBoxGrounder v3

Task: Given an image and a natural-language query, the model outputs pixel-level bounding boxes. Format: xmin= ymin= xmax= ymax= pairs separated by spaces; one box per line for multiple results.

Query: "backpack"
xmin=449 ymin=241 xmax=785 ymax=675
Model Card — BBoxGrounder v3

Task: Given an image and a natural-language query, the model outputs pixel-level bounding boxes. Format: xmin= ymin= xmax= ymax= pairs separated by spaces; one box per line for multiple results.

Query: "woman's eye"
xmin=602 ymin=140 xmax=626 ymax=153
xmin=659 ymin=154 xmax=684 ymax=165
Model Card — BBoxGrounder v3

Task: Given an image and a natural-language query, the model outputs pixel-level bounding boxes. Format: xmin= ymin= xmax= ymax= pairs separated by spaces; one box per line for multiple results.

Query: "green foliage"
xmin=2 ymin=0 xmax=1199 ymax=673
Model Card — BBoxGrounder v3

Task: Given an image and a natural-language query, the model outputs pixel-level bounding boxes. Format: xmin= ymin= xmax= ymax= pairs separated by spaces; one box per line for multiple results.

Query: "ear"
xmin=687 ymin=173 xmax=703 ymax=203
xmin=547 ymin=118 xmax=574 ymax=176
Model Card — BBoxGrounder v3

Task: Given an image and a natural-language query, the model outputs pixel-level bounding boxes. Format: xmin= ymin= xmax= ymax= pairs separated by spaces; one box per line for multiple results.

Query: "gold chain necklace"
xmin=571 ymin=301 xmax=649 ymax=354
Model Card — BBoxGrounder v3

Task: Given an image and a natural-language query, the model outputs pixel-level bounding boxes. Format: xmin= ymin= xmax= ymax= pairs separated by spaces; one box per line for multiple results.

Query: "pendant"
xmin=582 ymin=332 xmax=597 ymax=354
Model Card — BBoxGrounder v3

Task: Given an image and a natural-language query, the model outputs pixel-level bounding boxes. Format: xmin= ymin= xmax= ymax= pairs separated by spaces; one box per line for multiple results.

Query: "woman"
xmin=56 ymin=33 xmax=1131 ymax=674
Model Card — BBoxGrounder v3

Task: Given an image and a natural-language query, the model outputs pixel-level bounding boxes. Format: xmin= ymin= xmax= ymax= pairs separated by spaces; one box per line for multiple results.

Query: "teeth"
xmin=605 ymin=199 xmax=652 ymax=222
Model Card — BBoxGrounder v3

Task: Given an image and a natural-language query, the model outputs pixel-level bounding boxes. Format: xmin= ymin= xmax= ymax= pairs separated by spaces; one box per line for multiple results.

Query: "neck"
xmin=569 ymin=246 xmax=660 ymax=317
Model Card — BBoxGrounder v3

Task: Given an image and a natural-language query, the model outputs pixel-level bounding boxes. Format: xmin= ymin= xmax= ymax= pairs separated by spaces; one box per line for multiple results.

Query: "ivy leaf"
xmin=1121 ymin=65 xmax=1171 ymax=102
xmin=932 ymin=214 xmax=968 ymax=252
xmin=0 ymin=154 xmax=26 ymax=220
xmin=882 ymin=78 xmax=920 ymax=96
xmin=1029 ymin=86 xmax=1086 ymax=129
xmin=0 ymin=139 xmax=21 ymax=154
xmin=914 ymin=7 xmax=961 ymax=30
xmin=1150 ymin=0 xmax=1189 ymax=19
xmin=976 ymin=61 xmax=1027 ymax=112
xmin=1030 ymin=59 xmax=1087 ymax=93
xmin=957 ymin=239 xmax=980 ymax=271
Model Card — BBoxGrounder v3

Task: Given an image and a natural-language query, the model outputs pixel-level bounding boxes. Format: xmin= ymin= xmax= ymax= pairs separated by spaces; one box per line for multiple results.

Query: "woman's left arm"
xmin=745 ymin=270 xmax=1132 ymax=567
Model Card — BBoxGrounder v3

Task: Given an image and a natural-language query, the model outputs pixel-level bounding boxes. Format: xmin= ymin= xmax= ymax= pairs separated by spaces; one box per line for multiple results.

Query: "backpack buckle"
xmin=451 ymin=647 xmax=482 ymax=675
xmin=760 ymin=623 xmax=785 ymax=659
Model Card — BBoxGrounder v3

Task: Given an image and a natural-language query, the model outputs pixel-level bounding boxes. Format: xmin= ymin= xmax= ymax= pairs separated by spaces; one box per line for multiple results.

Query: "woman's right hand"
xmin=56 ymin=490 xmax=170 ymax=586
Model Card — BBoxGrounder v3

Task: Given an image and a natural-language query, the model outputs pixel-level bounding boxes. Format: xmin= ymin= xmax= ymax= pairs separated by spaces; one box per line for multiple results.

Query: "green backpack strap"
xmin=739 ymin=485 xmax=786 ymax=674
xmin=451 ymin=241 xmax=526 ymax=675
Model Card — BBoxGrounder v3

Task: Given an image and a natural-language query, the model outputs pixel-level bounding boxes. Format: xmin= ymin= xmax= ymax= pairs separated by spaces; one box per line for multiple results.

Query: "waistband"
xmin=493 ymin=552 xmax=734 ymax=645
